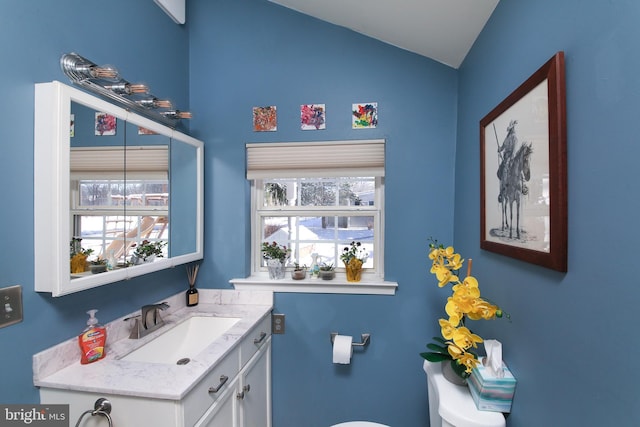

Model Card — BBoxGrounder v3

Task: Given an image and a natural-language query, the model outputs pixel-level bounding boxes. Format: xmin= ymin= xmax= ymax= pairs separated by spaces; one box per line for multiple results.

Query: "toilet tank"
xmin=424 ymin=360 xmax=505 ymax=427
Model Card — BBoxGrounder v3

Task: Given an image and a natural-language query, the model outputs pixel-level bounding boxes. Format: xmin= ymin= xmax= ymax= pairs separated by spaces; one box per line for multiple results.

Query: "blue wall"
xmin=2 ymin=0 xmax=636 ymax=426
xmin=188 ymin=1 xmax=456 ymax=425
xmin=0 ymin=0 xmax=190 ymax=403
xmin=455 ymin=0 xmax=640 ymax=426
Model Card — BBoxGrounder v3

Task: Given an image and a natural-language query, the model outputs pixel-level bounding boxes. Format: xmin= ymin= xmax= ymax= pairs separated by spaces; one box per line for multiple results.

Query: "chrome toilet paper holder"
xmin=330 ymin=332 xmax=371 ymax=347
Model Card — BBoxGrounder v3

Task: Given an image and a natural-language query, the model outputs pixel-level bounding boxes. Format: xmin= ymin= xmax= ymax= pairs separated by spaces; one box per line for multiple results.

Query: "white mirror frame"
xmin=34 ymin=81 xmax=204 ymax=296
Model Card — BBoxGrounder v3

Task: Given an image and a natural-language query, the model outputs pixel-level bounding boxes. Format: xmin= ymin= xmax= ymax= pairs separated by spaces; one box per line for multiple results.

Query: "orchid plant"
xmin=420 ymin=239 xmax=508 ymax=379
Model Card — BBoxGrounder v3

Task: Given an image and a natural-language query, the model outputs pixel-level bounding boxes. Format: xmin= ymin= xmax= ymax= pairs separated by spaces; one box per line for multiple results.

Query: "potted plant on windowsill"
xmin=89 ymin=258 xmax=108 ymax=274
xmin=261 ymin=241 xmax=291 ymax=280
xmin=340 ymin=241 xmax=368 ymax=282
xmin=291 ymin=262 xmax=307 ymax=280
xmin=318 ymin=263 xmax=335 ymax=280
xmin=70 ymin=237 xmax=93 ymax=274
xmin=131 ymin=240 xmax=166 ymax=265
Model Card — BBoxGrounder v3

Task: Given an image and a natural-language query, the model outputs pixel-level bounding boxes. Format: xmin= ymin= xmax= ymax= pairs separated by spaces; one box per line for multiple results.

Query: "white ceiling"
xmin=268 ymin=0 xmax=500 ymax=69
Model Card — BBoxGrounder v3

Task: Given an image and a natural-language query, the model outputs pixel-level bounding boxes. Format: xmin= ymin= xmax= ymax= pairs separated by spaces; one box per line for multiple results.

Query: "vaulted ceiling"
xmin=268 ymin=0 xmax=500 ymax=69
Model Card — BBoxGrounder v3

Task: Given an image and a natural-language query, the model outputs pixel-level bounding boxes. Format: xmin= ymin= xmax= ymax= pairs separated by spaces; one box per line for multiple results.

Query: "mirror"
xmin=35 ymin=81 xmax=203 ymax=296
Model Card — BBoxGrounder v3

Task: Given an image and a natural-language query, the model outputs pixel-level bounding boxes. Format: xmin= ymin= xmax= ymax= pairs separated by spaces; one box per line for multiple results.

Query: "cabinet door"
xmin=195 ymin=377 xmax=239 ymax=427
xmin=239 ymin=339 xmax=271 ymax=427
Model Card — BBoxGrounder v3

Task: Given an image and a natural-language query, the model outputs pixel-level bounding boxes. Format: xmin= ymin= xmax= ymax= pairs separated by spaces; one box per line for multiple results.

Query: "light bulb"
xmin=90 ymin=65 xmax=118 ymax=79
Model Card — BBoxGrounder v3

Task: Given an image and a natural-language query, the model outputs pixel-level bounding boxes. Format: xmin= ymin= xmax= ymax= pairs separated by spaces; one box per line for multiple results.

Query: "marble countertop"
xmin=33 ymin=290 xmax=273 ymax=400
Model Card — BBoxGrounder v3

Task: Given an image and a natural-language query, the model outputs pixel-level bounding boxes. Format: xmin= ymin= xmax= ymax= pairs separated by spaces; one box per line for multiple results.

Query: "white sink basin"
xmin=121 ymin=316 xmax=241 ymax=364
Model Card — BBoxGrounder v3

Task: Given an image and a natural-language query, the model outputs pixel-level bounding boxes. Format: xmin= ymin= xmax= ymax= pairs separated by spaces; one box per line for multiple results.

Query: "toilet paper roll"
xmin=332 ymin=334 xmax=353 ymax=364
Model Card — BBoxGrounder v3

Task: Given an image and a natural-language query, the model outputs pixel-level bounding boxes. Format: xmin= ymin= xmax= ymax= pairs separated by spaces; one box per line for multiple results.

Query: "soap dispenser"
xmin=78 ymin=309 xmax=107 ymax=364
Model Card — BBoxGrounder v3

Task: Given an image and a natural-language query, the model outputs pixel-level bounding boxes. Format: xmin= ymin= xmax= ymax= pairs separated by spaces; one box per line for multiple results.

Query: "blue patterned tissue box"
xmin=468 ymin=357 xmax=517 ymax=413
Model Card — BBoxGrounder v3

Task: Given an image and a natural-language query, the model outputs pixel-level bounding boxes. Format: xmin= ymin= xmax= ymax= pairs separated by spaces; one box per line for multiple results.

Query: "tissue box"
xmin=468 ymin=358 xmax=517 ymax=413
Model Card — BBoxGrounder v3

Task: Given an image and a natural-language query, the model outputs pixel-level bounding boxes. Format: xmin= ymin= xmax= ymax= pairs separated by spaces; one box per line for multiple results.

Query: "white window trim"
xmin=231 ymin=140 xmax=397 ymax=295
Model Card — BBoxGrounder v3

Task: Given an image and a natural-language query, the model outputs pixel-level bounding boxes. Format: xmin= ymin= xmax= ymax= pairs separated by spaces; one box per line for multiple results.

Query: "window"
xmin=70 ymin=177 xmax=169 ymax=263
xmin=69 ymin=145 xmax=170 ymax=263
xmin=247 ymin=140 xmax=386 ymax=281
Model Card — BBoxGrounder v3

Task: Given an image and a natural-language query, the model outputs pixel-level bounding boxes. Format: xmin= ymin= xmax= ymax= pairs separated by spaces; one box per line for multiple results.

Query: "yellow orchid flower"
xmin=439 ymin=318 xmax=456 ymax=340
xmin=435 ymin=268 xmax=458 ymax=287
xmin=447 ymin=342 xmax=464 ymax=359
xmin=457 ymin=352 xmax=480 ymax=373
xmin=446 ymin=253 xmax=464 ymax=271
xmin=462 ymin=275 xmax=479 ymax=288
xmin=452 ymin=326 xmax=483 ymax=350
xmin=424 ymin=240 xmax=508 ymax=381
xmin=445 ymin=299 xmax=461 ymax=318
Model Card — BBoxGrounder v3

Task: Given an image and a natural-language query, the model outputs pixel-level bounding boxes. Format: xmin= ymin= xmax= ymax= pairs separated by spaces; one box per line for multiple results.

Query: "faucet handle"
xmin=141 ymin=302 xmax=170 ymax=329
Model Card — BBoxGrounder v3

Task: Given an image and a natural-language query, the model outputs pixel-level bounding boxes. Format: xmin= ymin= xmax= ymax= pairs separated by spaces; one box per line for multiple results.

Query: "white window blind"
xmin=70 ymin=146 xmax=168 ymax=173
xmin=246 ymin=139 xmax=385 ymax=179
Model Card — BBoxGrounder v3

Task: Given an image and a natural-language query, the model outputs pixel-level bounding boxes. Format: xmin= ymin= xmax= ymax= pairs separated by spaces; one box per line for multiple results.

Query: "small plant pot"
xmin=266 ymin=259 xmax=286 ymax=280
xmin=291 ymin=269 xmax=307 ymax=280
xmin=90 ymin=264 xmax=107 ymax=274
xmin=319 ymin=270 xmax=335 ymax=280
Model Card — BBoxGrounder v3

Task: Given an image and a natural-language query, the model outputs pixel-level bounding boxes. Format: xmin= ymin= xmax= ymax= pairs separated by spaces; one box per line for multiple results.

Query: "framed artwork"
xmin=253 ymin=106 xmax=277 ymax=132
xmin=480 ymin=52 xmax=567 ymax=272
xmin=352 ymin=102 xmax=378 ymax=128
xmin=301 ymin=104 xmax=326 ymax=130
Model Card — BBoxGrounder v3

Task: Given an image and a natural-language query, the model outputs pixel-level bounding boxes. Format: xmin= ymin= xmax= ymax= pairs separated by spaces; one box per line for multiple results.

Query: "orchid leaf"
xmin=432 ymin=336 xmax=447 ymax=345
xmin=420 ymin=352 xmax=451 ymax=363
xmin=426 ymin=343 xmax=448 ymax=353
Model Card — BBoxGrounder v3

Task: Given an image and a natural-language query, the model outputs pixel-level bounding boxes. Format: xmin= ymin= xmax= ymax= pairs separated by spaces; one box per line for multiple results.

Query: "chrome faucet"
xmin=124 ymin=302 xmax=170 ymax=339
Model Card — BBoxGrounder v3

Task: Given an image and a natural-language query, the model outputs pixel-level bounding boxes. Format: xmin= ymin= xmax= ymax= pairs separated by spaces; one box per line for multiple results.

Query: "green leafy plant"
xmin=261 ymin=241 xmax=291 ymax=262
xmin=319 ymin=262 xmax=335 ymax=271
xmin=340 ymin=241 xmax=368 ymax=264
xmin=132 ymin=240 xmax=166 ymax=261
xmin=70 ymin=237 xmax=93 ymax=258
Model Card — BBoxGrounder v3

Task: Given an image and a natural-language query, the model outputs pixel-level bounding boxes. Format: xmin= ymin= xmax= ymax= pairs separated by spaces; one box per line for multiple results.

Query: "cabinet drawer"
xmin=240 ymin=314 xmax=271 ymax=367
xmin=182 ymin=346 xmax=240 ymax=427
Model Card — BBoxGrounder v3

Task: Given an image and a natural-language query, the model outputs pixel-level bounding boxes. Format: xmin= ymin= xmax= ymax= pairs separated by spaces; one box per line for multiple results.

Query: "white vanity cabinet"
xmin=38 ymin=312 xmax=272 ymax=427
xmin=197 ymin=336 xmax=271 ymax=427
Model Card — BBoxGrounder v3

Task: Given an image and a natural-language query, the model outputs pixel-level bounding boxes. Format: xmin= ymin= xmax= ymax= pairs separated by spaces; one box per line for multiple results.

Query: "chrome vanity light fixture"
xmin=60 ymin=52 xmax=191 ymax=128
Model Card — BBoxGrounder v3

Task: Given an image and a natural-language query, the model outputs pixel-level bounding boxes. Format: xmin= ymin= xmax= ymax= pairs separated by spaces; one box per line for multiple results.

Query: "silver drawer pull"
xmin=253 ymin=331 xmax=267 ymax=345
xmin=208 ymin=375 xmax=229 ymax=393
xmin=236 ymin=384 xmax=250 ymax=400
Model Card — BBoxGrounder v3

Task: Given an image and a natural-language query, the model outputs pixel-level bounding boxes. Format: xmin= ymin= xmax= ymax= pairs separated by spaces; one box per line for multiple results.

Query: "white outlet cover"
xmin=154 ymin=0 xmax=185 ymax=24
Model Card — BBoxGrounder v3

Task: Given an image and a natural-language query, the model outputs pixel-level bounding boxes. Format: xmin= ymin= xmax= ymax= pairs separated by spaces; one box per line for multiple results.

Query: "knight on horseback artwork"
xmin=480 ymin=52 xmax=566 ymax=270
xmin=493 ymin=120 xmax=533 ymax=240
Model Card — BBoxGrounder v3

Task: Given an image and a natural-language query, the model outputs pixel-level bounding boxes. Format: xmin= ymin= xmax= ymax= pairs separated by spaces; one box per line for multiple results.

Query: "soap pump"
xmin=78 ymin=309 xmax=107 ymax=364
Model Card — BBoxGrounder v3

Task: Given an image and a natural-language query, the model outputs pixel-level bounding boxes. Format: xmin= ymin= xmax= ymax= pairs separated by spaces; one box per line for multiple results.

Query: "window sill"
xmin=229 ymin=275 xmax=397 ymax=295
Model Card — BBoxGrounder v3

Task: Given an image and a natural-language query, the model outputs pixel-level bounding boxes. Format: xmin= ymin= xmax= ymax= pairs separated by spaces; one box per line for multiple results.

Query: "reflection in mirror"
xmin=35 ymin=81 xmax=203 ymax=296
xmin=170 ymin=140 xmax=198 ymax=257
xmin=69 ymin=101 xmax=125 ymax=277
xmin=68 ymin=103 xmax=170 ymax=278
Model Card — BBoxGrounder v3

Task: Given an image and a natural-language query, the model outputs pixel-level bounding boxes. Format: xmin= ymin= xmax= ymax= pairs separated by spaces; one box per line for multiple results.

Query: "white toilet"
xmin=331 ymin=423 xmax=389 ymax=427
xmin=424 ymin=360 xmax=505 ymax=427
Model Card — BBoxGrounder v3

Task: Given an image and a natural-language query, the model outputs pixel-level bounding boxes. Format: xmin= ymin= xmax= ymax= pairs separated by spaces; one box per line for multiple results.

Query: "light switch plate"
xmin=272 ymin=313 xmax=285 ymax=334
xmin=0 ymin=285 xmax=23 ymax=329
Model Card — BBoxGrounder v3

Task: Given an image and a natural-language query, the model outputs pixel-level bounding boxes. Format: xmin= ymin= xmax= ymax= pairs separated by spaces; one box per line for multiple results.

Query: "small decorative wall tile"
xmin=301 ymin=104 xmax=326 ymax=130
xmin=352 ymin=102 xmax=378 ymax=129
xmin=95 ymin=112 xmax=117 ymax=136
xmin=253 ymin=106 xmax=277 ymax=132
